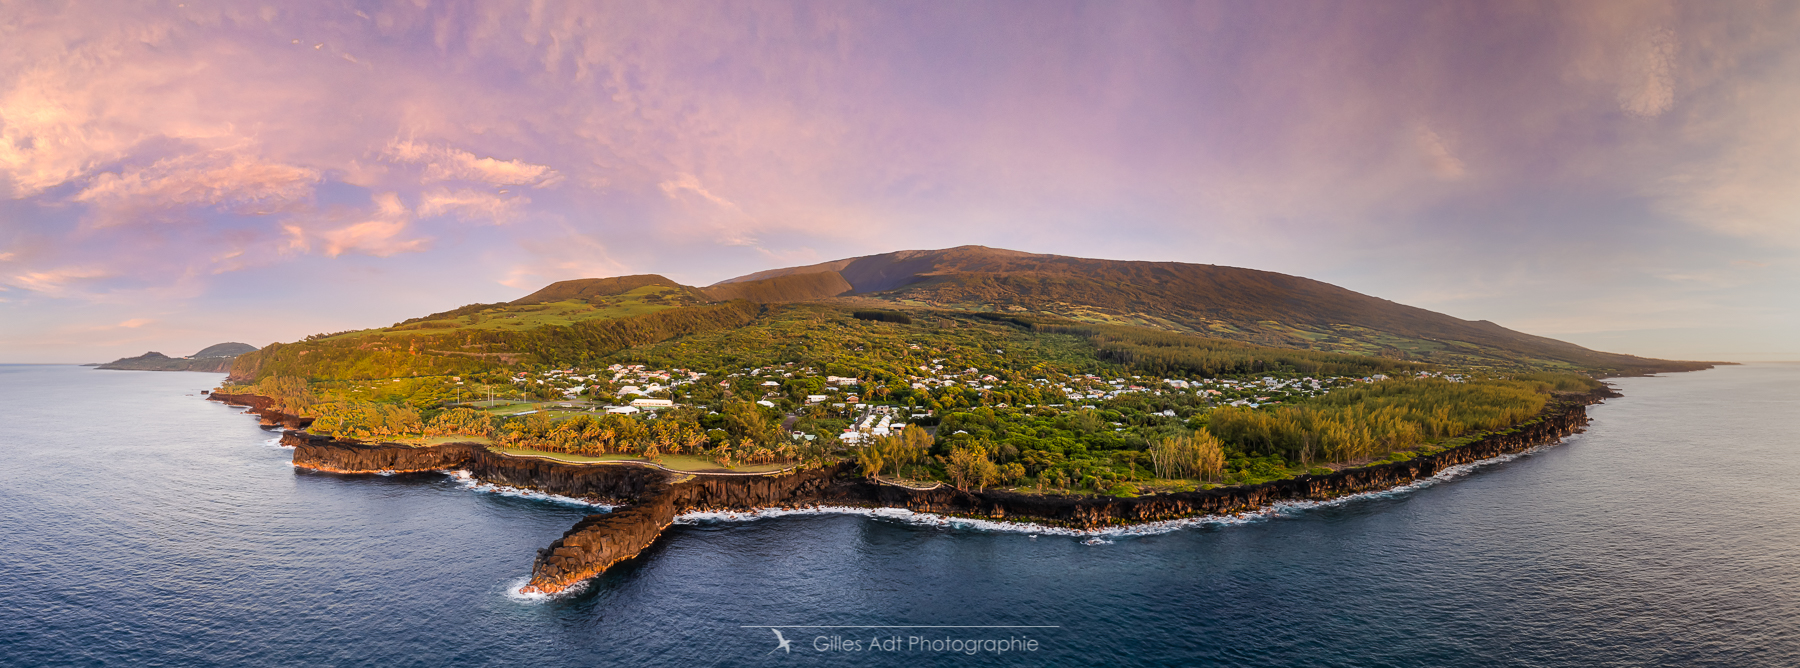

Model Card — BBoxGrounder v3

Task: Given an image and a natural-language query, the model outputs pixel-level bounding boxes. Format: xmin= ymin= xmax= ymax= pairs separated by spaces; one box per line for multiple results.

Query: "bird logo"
xmin=769 ymin=628 xmax=793 ymax=654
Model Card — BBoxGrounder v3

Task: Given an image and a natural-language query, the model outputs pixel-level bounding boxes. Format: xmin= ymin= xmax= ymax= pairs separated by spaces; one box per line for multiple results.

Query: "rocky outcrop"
xmin=286 ymin=432 xmax=483 ymax=473
xmin=520 ymin=482 xmax=677 ymax=594
xmin=261 ymin=391 xmax=1607 ymax=595
xmin=209 ymin=393 xmax=313 ymax=430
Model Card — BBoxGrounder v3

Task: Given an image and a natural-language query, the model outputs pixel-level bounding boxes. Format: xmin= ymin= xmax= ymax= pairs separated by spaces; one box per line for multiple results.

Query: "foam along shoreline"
xmin=215 ymin=388 xmax=1608 ymax=595
xmin=672 ymin=435 xmax=1574 ymax=539
xmin=445 ymin=470 xmax=615 ymax=509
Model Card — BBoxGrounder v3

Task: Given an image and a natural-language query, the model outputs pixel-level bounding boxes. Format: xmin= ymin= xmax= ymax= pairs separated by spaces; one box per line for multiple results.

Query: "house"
xmin=605 ymin=405 xmax=640 ymax=415
xmin=756 ymin=400 xmax=776 ymax=408
xmin=630 ymin=398 xmax=674 ymax=409
xmin=805 ymin=395 xmax=829 ymax=404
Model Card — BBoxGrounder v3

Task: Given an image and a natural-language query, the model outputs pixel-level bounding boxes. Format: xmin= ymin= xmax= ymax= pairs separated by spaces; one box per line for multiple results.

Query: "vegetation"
xmin=510 ymin=275 xmax=698 ymax=305
xmin=737 ymin=245 xmax=1712 ymax=373
xmin=230 ymin=300 xmax=762 ymax=383
xmin=852 ymin=310 xmax=913 ymax=325
xmin=220 ymin=251 xmax=1647 ymax=494
xmin=1149 ymin=431 xmax=1225 ymax=481
xmin=855 ymin=425 xmax=934 ymax=480
xmin=700 ymin=271 xmax=852 ymax=303
xmin=1035 ymin=323 xmax=1421 ymax=377
xmin=1207 ymin=376 xmax=1574 ymax=466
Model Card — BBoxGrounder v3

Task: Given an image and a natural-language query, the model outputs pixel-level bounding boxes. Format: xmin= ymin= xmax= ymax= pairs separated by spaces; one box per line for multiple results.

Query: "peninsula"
xmin=98 ymin=342 xmax=258 ymax=373
xmin=208 ymin=246 xmax=1713 ymax=595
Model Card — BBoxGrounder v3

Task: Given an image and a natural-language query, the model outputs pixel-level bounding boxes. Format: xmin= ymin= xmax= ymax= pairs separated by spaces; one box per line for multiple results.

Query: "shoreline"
xmin=213 ymin=387 xmax=1610 ymax=595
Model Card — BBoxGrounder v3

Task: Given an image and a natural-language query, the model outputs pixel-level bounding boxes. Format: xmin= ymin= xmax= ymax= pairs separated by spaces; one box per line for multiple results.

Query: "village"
xmin=460 ymin=360 xmax=1471 ymax=446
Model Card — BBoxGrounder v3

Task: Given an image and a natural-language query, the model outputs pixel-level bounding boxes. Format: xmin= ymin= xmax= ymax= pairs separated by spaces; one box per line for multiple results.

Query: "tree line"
xmin=1036 ymin=323 xmax=1423 ymax=377
xmin=1206 ymin=377 xmax=1560 ymax=465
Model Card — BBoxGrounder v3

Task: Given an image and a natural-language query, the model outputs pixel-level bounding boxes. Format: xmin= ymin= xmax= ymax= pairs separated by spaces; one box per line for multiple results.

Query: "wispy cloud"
xmin=312 ymin=193 xmax=429 ymax=258
xmin=417 ymin=188 xmax=528 ymax=224
xmin=6 ymin=266 xmax=112 ymax=296
xmin=385 ymin=140 xmax=560 ymax=187
xmin=73 ymin=151 xmax=320 ymax=225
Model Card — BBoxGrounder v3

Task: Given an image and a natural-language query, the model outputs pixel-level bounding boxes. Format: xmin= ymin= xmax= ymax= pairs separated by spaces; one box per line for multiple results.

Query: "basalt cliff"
xmin=230 ymin=390 xmax=1608 ymax=596
xmin=209 ymin=392 xmax=313 ymax=430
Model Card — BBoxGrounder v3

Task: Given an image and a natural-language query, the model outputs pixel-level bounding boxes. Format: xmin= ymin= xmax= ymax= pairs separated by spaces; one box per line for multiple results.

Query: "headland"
xmin=216 ymin=388 xmax=1608 ymax=596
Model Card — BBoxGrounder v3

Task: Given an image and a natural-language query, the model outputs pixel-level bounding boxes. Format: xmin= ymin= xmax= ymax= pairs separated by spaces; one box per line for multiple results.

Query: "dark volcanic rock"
xmin=258 ymin=391 xmax=1607 ymax=595
xmin=286 ymin=433 xmax=481 ymax=473
xmin=208 ymin=393 xmax=313 ymax=430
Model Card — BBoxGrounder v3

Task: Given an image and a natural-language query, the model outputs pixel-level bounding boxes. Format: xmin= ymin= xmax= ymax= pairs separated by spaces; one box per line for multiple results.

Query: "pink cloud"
xmin=384 ymin=140 xmax=560 ymax=187
xmin=307 ymin=193 xmax=430 ymax=258
xmin=73 ymin=152 xmax=320 ymax=225
xmin=416 ymin=188 xmax=528 ymax=224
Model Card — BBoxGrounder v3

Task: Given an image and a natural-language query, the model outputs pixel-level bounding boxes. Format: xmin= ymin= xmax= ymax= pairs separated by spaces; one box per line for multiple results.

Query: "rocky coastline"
xmin=230 ymin=390 xmax=1609 ymax=595
xmin=208 ymin=392 xmax=313 ymax=430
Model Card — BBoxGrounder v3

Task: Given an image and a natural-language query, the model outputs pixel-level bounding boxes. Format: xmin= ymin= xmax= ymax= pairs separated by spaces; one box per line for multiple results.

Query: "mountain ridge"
xmin=229 ymin=246 xmax=1711 ymax=380
xmin=708 ymin=245 xmax=1705 ymax=373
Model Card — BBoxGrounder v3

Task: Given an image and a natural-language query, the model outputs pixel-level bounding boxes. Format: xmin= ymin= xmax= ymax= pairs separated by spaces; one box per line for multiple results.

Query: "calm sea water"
xmin=3 ymin=364 xmax=1798 ymax=667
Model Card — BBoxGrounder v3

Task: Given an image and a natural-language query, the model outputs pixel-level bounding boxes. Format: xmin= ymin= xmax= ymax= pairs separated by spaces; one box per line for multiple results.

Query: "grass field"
xmin=400 ymin=435 xmax=494 ymax=446
xmin=322 ymin=286 xmax=693 ymax=341
xmin=489 ymin=446 xmax=794 ymax=474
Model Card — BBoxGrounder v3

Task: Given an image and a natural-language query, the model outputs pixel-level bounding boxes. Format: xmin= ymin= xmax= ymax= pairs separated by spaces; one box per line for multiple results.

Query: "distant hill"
xmin=714 ymin=245 xmax=1710 ymax=374
xmin=99 ymin=342 xmax=259 ymax=372
xmin=193 ymin=342 xmax=259 ymax=358
xmin=511 ymin=275 xmax=702 ymax=305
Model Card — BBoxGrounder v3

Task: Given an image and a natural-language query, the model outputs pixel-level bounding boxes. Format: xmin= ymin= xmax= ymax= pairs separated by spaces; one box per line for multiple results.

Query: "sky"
xmin=3 ymin=0 xmax=1798 ymax=363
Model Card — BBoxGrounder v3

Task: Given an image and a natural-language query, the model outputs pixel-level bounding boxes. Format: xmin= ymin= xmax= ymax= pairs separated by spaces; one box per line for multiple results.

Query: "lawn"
xmin=399 ymin=435 xmax=494 ymax=446
xmin=490 ymin=446 xmax=796 ymax=474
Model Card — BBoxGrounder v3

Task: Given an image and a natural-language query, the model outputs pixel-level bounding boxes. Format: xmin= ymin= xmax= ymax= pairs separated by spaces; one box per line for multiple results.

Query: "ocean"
xmin=2 ymin=363 xmax=1797 ymax=666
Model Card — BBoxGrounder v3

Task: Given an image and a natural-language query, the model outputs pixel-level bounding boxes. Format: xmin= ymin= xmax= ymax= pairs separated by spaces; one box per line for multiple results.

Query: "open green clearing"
xmin=490 ymin=446 xmax=793 ymax=473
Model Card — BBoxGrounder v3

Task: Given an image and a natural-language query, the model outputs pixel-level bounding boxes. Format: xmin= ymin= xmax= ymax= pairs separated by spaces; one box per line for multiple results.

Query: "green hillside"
xmin=715 ymin=245 xmax=1712 ymax=374
xmin=236 ymin=245 xmax=1711 ymax=386
xmin=229 ymin=300 xmax=763 ymax=383
xmin=510 ymin=274 xmax=705 ymax=305
xmin=217 ymin=246 xmax=1694 ymax=497
xmin=698 ymin=271 xmax=852 ymax=303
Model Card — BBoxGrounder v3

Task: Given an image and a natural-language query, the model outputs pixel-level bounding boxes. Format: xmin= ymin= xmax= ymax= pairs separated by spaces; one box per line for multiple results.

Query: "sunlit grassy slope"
xmin=326 ymin=285 xmax=701 ymax=340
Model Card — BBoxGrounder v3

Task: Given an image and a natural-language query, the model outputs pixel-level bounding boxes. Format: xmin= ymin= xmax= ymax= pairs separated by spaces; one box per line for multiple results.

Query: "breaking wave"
xmin=445 ymin=470 xmax=613 ymax=509
xmin=502 ymin=576 xmax=589 ymax=603
xmin=673 ymin=436 xmax=1572 ymax=541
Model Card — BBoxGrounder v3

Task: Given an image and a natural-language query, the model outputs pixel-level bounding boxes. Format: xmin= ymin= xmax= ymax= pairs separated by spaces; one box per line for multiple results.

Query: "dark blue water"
xmin=3 ymin=364 xmax=1798 ymax=666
